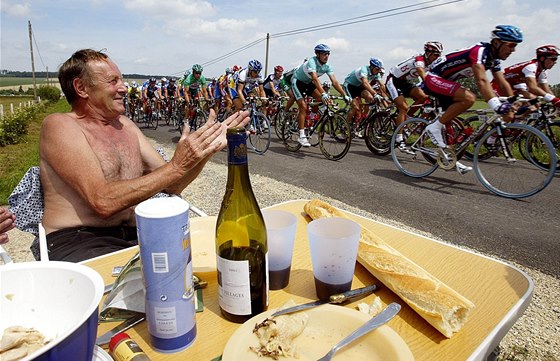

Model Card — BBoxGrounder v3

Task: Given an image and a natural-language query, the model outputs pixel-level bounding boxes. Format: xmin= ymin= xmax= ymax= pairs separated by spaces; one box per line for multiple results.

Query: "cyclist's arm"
xmin=258 ymin=84 xmax=266 ymax=98
xmin=310 ymin=72 xmax=327 ymax=96
xmin=329 ymin=74 xmax=347 ymax=98
xmin=416 ymin=66 xmax=428 ymax=81
xmin=202 ymin=86 xmax=209 ymax=100
xmin=524 ymin=76 xmax=551 ymax=97
xmin=360 ymin=76 xmax=378 ymax=98
xmin=238 ymin=82 xmax=247 ymax=104
xmin=473 ymin=64 xmax=505 ymax=101
xmin=489 ymin=69 xmax=514 ymax=98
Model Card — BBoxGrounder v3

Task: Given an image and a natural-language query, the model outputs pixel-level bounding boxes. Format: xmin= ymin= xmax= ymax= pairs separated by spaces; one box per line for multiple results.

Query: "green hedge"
xmin=0 ymin=102 xmax=46 ymax=146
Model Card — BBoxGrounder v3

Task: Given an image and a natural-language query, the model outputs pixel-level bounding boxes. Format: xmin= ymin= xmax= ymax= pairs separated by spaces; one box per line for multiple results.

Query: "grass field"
xmin=0 ymin=77 xmax=51 ymax=87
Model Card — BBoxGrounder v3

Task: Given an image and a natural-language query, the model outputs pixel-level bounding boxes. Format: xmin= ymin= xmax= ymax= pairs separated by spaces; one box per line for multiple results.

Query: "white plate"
xmin=222 ymin=304 xmax=415 ymax=361
xmin=191 ymin=216 xmax=217 ymax=273
xmin=93 ymin=346 xmax=112 ymax=361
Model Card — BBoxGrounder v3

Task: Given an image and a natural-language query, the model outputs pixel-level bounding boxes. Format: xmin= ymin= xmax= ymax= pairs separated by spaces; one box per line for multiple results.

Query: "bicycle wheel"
xmin=248 ymin=112 xmax=271 ymax=154
xmin=152 ymin=108 xmax=159 ymax=130
xmin=318 ymin=113 xmax=351 ymax=161
xmin=364 ymin=111 xmax=394 ymax=155
xmin=191 ymin=109 xmax=208 ymax=131
xmin=390 ymin=118 xmax=439 ymax=177
xmin=281 ymin=111 xmax=302 ymax=152
xmin=474 ymin=123 xmax=556 ymax=198
xmin=274 ymin=108 xmax=289 ymax=140
xmin=525 ymin=121 xmax=560 ymax=173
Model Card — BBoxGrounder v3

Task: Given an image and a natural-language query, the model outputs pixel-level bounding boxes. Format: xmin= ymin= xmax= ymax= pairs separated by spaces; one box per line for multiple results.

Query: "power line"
xmin=31 ymin=30 xmax=46 ymax=69
xmin=270 ymin=0 xmax=465 ymax=38
xmin=171 ymin=0 xmax=464 ymax=75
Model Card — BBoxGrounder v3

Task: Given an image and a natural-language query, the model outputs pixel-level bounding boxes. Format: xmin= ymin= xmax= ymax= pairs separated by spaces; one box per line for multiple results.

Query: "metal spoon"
xmin=316 ymin=302 xmax=401 ymax=361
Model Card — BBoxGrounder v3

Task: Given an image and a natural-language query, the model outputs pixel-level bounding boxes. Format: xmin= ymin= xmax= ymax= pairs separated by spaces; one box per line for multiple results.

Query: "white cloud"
xmin=316 ymin=37 xmax=350 ymax=52
xmin=2 ymin=1 xmax=31 ymax=17
xmin=123 ymin=0 xmax=215 ymax=18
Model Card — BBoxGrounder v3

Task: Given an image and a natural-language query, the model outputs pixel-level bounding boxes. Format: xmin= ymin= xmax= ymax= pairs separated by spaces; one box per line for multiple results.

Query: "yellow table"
xmin=84 ymin=200 xmax=533 ymax=361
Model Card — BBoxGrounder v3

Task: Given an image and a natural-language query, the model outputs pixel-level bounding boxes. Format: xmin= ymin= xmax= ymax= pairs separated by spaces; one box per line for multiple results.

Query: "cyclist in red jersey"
xmin=493 ymin=45 xmax=560 ymax=107
xmin=423 ymin=25 xmax=522 ymax=174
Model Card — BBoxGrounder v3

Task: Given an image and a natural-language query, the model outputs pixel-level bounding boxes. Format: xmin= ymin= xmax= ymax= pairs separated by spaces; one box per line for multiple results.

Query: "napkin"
xmin=99 ymin=252 xmax=205 ymax=322
xmin=100 ymin=252 xmax=145 ymax=322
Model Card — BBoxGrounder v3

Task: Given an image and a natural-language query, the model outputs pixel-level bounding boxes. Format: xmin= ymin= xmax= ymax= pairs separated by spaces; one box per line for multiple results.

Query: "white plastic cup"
xmin=307 ymin=217 xmax=361 ymax=299
xmin=262 ymin=210 xmax=298 ymax=290
xmin=135 ymin=197 xmax=196 ymax=353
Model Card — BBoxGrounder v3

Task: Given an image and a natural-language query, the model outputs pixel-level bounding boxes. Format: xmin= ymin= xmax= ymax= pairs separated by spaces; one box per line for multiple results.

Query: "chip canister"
xmin=135 ymin=197 xmax=196 ymax=353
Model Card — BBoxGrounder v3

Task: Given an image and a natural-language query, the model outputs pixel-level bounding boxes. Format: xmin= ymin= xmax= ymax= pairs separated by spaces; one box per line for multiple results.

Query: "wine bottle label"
xmin=217 ymin=256 xmax=252 ymax=315
xmin=227 ymin=132 xmax=248 ymax=165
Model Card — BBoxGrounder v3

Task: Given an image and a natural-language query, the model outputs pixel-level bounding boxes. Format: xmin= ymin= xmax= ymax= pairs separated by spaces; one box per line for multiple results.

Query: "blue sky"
xmin=1 ymin=0 xmax=559 ymax=83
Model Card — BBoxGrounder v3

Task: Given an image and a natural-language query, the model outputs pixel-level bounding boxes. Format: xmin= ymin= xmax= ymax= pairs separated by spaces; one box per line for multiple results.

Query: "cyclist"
xmin=422 ymin=25 xmax=523 ymax=174
xmin=263 ymin=65 xmax=284 ymax=99
xmin=231 ymin=59 xmax=266 ymax=112
xmin=343 ymin=58 xmax=386 ymax=136
xmin=291 ymin=43 xmax=350 ymax=147
xmin=142 ymin=77 xmax=160 ymax=114
xmin=214 ymin=67 xmax=234 ymax=115
xmin=387 ymin=41 xmax=443 ymax=150
xmin=493 ymin=44 xmax=560 ymax=107
xmin=127 ymin=80 xmax=141 ymax=118
xmin=183 ymin=64 xmax=209 ymax=103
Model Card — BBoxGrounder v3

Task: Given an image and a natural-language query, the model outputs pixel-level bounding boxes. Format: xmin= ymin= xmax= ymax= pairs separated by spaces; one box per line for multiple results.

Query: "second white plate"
xmin=222 ymin=303 xmax=415 ymax=361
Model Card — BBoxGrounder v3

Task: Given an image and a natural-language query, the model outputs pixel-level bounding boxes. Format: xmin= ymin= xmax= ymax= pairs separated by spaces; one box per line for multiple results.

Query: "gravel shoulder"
xmin=3 ymin=142 xmax=558 ymax=360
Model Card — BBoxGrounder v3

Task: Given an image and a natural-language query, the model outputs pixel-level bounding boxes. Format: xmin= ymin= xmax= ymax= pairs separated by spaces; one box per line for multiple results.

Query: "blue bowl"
xmin=0 ymin=261 xmax=104 ymax=361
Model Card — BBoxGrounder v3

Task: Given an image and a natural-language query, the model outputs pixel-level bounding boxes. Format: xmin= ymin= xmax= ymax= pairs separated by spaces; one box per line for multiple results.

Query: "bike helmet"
xmin=314 ymin=43 xmax=331 ymax=53
xmin=169 ymin=77 xmax=176 ymax=82
xmin=491 ymin=25 xmax=523 ymax=43
xmin=424 ymin=41 xmax=444 ymax=53
xmin=369 ymin=58 xmax=383 ymax=68
xmin=131 ymin=81 xmax=138 ymax=87
xmin=225 ymin=67 xmax=233 ymax=74
xmin=232 ymin=65 xmax=240 ymax=72
xmin=124 ymin=82 xmax=129 ymax=87
xmin=274 ymin=65 xmax=284 ymax=72
xmin=192 ymin=64 xmax=203 ymax=73
xmin=149 ymin=77 xmax=156 ymax=82
xmin=536 ymin=45 xmax=560 ymax=58
xmin=248 ymin=59 xmax=263 ymax=72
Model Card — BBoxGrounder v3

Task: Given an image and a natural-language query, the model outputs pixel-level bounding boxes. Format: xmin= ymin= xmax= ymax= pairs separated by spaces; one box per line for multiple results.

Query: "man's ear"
xmin=73 ymin=77 xmax=88 ymax=99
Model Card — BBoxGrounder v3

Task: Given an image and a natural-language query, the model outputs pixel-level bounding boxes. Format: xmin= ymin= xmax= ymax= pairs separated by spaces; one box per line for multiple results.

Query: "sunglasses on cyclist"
xmin=501 ymin=41 xmax=518 ymax=49
xmin=548 ymin=57 xmax=558 ymax=62
xmin=194 ymin=72 xmax=202 ymax=75
xmin=319 ymin=51 xmax=330 ymax=56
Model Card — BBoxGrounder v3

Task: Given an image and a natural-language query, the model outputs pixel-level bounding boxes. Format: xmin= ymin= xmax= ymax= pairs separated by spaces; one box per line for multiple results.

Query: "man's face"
xmin=497 ymin=40 xmax=517 ymax=60
xmin=193 ymin=71 xmax=202 ymax=79
xmin=426 ymin=50 xmax=441 ymax=64
xmin=316 ymin=51 xmax=330 ymax=64
xmin=543 ymin=55 xmax=558 ymax=70
xmin=249 ymin=69 xmax=259 ymax=77
xmin=85 ymin=59 xmax=126 ymax=118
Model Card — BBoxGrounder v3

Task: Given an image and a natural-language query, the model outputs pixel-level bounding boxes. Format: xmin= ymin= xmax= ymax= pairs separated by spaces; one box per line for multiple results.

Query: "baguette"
xmin=304 ymin=199 xmax=475 ymax=338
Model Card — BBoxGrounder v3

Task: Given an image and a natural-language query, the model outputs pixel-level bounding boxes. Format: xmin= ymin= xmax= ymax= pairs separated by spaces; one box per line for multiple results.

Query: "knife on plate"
xmin=270 ymin=284 xmax=377 ymax=317
xmin=95 ymin=313 xmax=145 ymax=346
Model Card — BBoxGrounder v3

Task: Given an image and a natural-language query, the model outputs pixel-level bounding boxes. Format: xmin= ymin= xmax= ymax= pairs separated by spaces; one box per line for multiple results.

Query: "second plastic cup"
xmin=307 ymin=217 xmax=361 ymax=299
xmin=262 ymin=209 xmax=298 ymax=290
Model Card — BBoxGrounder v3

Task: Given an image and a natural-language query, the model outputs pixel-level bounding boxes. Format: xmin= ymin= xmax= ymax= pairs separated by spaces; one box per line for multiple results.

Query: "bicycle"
xmin=390 ymin=102 xmax=557 ymax=198
xmin=462 ymin=98 xmax=560 ymax=172
xmin=144 ymin=98 xmax=158 ymax=130
xmin=281 ymin=96 xmax=352 ymax=161
xmin=186 ymin=98 xmax=209 ymax=131
xmin=245 ymin=96 xmax=272 ymax=155
xmin=363 ymin=98 xmax=445 ymax=156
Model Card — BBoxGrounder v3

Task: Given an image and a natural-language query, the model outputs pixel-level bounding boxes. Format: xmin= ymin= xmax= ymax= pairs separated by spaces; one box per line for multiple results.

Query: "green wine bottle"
xmin=216 ymin=127 xmax=268 ymax=323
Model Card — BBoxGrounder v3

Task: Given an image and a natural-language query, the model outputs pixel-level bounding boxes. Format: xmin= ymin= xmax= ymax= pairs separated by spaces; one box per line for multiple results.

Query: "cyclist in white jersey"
xmin=343 ymin=58 xmax=386 ymax=130
xmin=231 ymin=59 xmax=265 ymax=112
xmin=291 ymin=44 xmax=350 ymax=147
xmin=387 ymin=41 xmax=443 ymax=150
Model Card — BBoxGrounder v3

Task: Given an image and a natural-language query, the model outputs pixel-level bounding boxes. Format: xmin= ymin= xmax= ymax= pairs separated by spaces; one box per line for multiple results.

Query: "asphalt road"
xmin=146 ymin=123 xmax=560 ymax=278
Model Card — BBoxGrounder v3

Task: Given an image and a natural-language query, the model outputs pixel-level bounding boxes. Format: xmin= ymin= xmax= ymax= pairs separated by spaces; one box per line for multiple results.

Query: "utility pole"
xmin=264 ymin=33 xmax=270 ymax=76
xmin=28 ymin=20 xmax=37 ymax=101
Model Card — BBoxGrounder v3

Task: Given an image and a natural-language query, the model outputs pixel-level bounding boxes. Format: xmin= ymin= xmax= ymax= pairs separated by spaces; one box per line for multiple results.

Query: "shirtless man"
xmin=40 ymin=49 xmax=249 ymax=262
xmin=0 ymin=208 xmax=16 ymax=244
